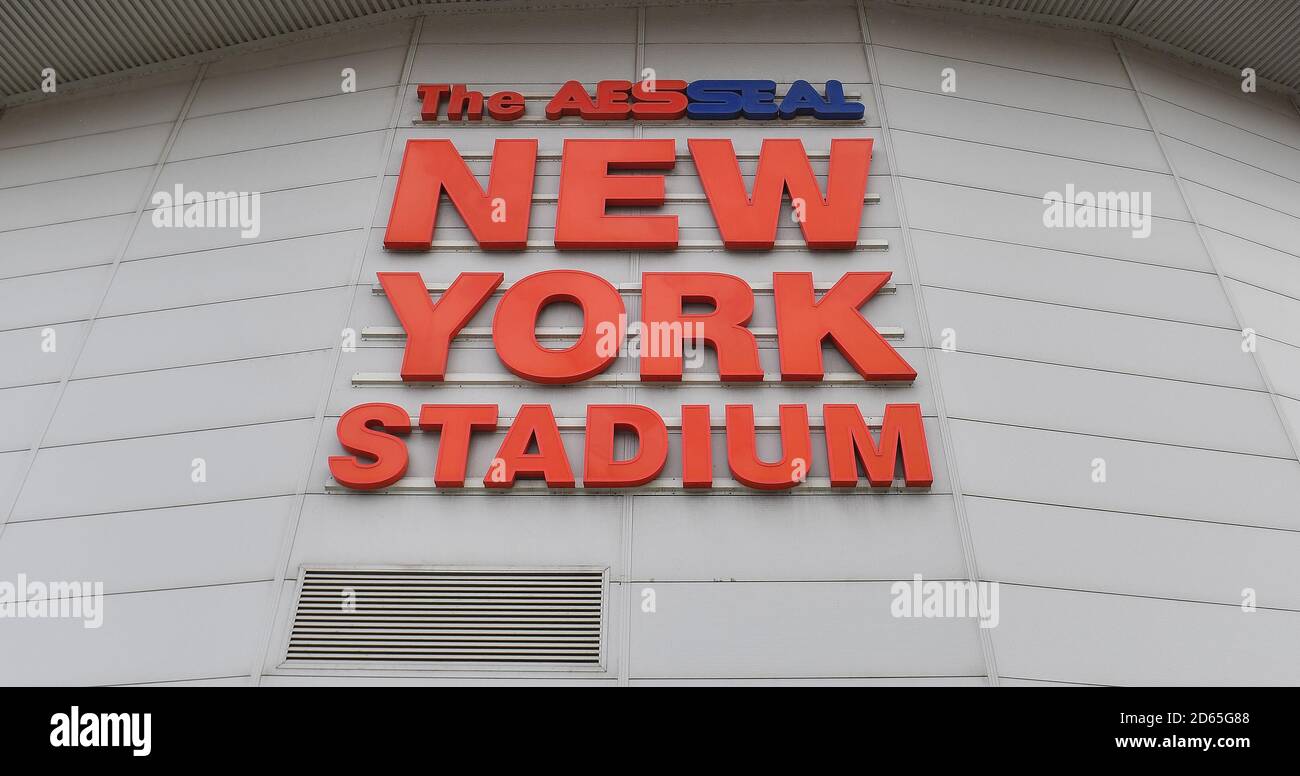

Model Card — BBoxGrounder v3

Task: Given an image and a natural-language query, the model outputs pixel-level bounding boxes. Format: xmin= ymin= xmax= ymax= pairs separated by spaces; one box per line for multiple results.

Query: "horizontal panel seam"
xmin=898 ymin=174 xmax=1195 ymax=223
xmin=963 ymin=492 xmax=1300 ymax=533
xmin=922 ymin=282 xmax=1240 ymax=331
xmin=907 ymin=226 xmax=1219 ymax=275
xmin=1144 ymin=91 xmax=1300 ymax=154
xmin=1180 ymin=178 xmax=1300 ymax=225
xmin=992 ymin=580 xmax=1300 ymax=614
xmin=38 ymin=416 xmax=317 ymax=450
xmin=1197 ymin=222 xmax=1300 ymax=264
xmin=185 ymin=81 xmax=400 ymax=121
xmin=880 ymin=83 xmax=1149 ymax=129
xmin=1161 ymin=134 xmax=1300 ymax=187
xmin=166 ymin=127 xmax=389 ymax=164
xmin=0 ymin=118 xmax=176 ymax=153
xmin=5 ymin=493 xmax=293 ymax=524
xmin=61 ymin=347 xmax=334 ymax=383
xmin=890 ymin=126 xmax=1169 ymax=174
xmin=0 ymin=162 xmax=157 ymax=192
xmin=965 ymin=493 xmax=1300 ymax=534
xmin=871 ymin=42 xmax=1134 ymax=91
xmin=929 ymin=348 xmax=1273 ymax=394
xmin=12 ymin=578 xmax=273 ymax=604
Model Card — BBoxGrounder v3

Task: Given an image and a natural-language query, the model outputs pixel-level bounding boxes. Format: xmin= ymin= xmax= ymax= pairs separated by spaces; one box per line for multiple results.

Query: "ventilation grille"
xmin=285 ymin=567 xmax=605 ymax=667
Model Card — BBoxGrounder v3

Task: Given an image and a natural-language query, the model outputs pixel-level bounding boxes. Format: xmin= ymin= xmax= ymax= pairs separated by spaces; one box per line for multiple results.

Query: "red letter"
xmin=824 ymin=403 xmax=933 ymax=487
xmin=487 ymin=90 xmax=525 ymax=121
xmin=546 ymin=80 xmax=598 ymax=119
xmin=493 ymin=270 xmax=624 ymax=384
xmin=379 ymin=271 xmax=502 ymax=382
xmin=589 ymin=80 xmax=633 ymax=120
xmin=773 ymin=271 xmax=916 ymax=382
xmin=384 ymin=138 xmax=536 ymax=250
xmin=487 ymin=405 xmax=575 ymax=488
xmin=329 ymin=403 xmax=411 ymax=490
xmin=680 ymin=404 xmax=714 ymax=488
xmin=447 ymin=85 xmax=484 ymax=121
xmin=725 ymin=404 xmax=811 ymax=491
xmin=631 ymin=80 xmax=688 ymax=119
xmin=640 ymin=272 xmax=763 ymax=382
xmin=583 ymin=405 xmax=669 ymax=487
xmin=416 ymin=84 xmax=449 ymax=120
xmin=555 ymin=139 xmax=678 ymax=249
xmin=689 ymin=137 xmax=872 ymax=249
xmin=419 ymin=404 xmax=498 ymax=487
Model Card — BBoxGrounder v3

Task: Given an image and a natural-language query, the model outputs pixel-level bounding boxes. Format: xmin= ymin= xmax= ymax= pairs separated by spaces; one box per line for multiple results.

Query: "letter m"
xmin=824 ymin=403 xmax=933 ymax=487
xmin=384 ymin=138 xmax=537 ymax=250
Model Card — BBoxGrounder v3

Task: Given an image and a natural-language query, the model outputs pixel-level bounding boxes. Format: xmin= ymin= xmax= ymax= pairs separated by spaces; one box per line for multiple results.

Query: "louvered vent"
xmin=285 ymin=567 xmax=606 ymax=667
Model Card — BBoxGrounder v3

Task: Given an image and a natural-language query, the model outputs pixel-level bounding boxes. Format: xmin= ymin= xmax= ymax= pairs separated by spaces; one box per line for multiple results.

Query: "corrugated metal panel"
xmin=0 ymin=0 xmax=1297 ymax=106
xmin=0 ymin=0 xmax=480 ymax=102
xmin=0 ymin=0 xmax=370 ymax=96
xmin=1125 ymin=0 xmax=1300 ymax=88
xmin=284 ymin=567 xmax=606 ymax=667
xmin=963 ymin=0 xmax=1137 ymax=26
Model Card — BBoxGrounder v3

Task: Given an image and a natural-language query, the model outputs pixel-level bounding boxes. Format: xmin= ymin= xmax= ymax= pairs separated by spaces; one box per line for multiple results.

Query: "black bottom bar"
xmin=0 ymin=686 xmax=1286 ymax=764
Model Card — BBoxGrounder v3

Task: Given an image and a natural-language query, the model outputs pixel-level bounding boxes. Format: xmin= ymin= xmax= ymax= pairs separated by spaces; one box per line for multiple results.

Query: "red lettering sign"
xmin=336 ymin=128 xmax=935 ymax=493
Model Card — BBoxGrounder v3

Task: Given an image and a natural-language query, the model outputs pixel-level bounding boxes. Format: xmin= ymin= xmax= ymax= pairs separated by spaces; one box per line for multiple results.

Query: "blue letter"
xmin=687 ymin=80 xmax=778 ymax=120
